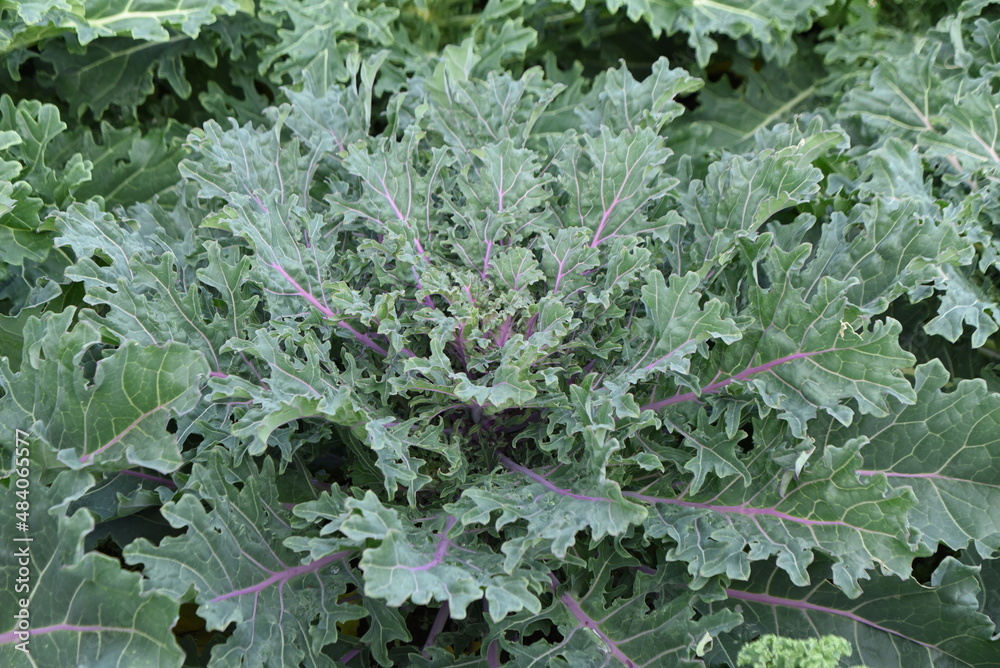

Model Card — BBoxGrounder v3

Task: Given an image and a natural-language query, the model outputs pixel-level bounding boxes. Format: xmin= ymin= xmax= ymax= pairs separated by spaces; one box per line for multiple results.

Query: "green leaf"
xmin=922 ymin=83 xmax=1000 ymax=175
xmin=560 ymin=126 xmax=676 ymax=248
xmin=347 ymin=499 xmax=545 ymax=620
xmin=0 ymin=474 xmax=184 ymax=667
xmin=1 ymin=0 xmax=247 ymax=52
xmin=492 ymin=553 xmax=741 ymax=667
xmin=705 ymin=243 xmax=918 ymax=439
xmin=208 ymin=324 xmax=367 ymax=461
xmin=455 ymin=455 xmax=649 ymax=564
xmin=0 ymin=309 xmax=208 ymax=473
xmin=923 ymin=264 xmax=1000 ymax=348
xmin=576 ymin=56 xmax=703 ymax=134
xmin=639 ymin=435 xmax=919 ymax=597
xmin=791 ymin=196 xmax=971 ymax=316
xmin=626 ymin=270 xmax=741 ymax=380
xmin=124 ymin=453 xmax=364 ymax=667
xmin=447 ymin=139 xmax=550 ymax=278
xmin=709 ymin=558 xmax=999 ymax=668
xmin=839 ymin=41 xmax=957 ymax=140
xmin=818 ymin=360 xmax=1000 ymax=555
xmin=72 ymin=0 xmax=249 ymax=43
xmin=258 ymin=0 xmax=397 ymax=88
xmin=677 ymin=134 xmax=838 ymax=273
xmin=70 ymin=121 xmax=187 ymax=207
xmin=600 ymin=0 xmax=836 ymax=66
xmin=674 ymin=58 xmax=822 ymax=156
xmin=427 ymin=68 xmax=563 ymax=148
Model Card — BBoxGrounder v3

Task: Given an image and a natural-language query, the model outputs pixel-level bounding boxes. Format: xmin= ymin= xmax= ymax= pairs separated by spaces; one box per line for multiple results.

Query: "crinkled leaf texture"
xmin=5 ymin=1 xmax=1000 ymax=666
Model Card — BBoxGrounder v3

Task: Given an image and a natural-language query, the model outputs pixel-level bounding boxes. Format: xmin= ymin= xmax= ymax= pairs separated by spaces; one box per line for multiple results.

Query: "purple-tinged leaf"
xmin=124 ymin=455 xmax=364 ymax=667
xmin=561 ymin=127 xmax=676 ymax=249
xmin=0 ymin=474 xmax=184 ymax=667
xmin=705 ymin=558 xmax=999 ymax=668
xmin=820 ymin=360 xmax=1000 ymax=555
xmin=490 ymin=554 xmax=741 ymax=667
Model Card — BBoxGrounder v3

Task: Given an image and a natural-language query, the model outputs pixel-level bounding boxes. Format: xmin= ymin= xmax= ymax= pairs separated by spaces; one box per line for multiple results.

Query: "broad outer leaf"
xmin=495 ymin=437 xmax=918 ymax=599
xmin=650 ymin=243 xmax=918 ymax=441
xmin=674 ymin=58 xmax=822 ymax=155
xmin=0 ymin=474 xmax=184 ymax=667
xmin=706 ymin=558 xmax=999 ymax=668
xmin=0 ymin=309 xmax=208 ymax=473
xmin=820 ymin=360 xmax=1000 ymax=555
xmin=124 ymin=453 xmax=364 ymax=667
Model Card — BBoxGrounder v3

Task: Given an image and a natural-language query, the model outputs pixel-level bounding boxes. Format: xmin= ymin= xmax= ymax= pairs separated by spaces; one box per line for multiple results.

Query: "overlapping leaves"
xmin=6 ymin=1 xmax=1000 ymax=666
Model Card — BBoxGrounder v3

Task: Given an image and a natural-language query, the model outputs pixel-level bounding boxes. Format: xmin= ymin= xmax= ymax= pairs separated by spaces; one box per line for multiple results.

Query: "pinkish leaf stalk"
xmin=641 ymin=350 xmax=828 ymax=412
xmin=119 ymin=469 xmax=176 ymax=489
xmin=724 ymin=588 xmax=938 ymax=651
xmin=269 ymin=261 xmax=414 ymax=357
xmin=547 ymin=571 xmax=637 ymax=667
xmin=500 ymin=454 xmax=864 ymax=530
xmin=209 ymin=550 xmax=354 ymax=603
xmin=422 ymin=601 xmax=450 ymax=652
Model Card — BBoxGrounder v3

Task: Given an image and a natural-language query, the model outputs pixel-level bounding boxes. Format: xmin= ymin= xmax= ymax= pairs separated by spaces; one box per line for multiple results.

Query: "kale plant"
xmin=3 ymin=0 xmax=1000 ymax=666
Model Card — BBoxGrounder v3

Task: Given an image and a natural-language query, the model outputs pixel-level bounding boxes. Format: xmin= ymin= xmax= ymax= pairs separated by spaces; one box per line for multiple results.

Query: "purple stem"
xmin=642 ymin=338 xmax=697 ymax=371
xmin=377 ymin=175 xmax=407 ymax=223
xmin=641 ymin=350 xmax=827 ymax=412
xmin=494 ymin=316 xmax=515 ymax=348
xmin=269 ymin=262 xmax=335 ymax=319
xmin=119 ymin=469 xmax=176 ymax=489
xmin=327 ymin=128 xmax=345 ymax=152
xmin=423 ymin=601 xmax=450 ymax=651
xmin=310 ymin=478 xmax=333 ymax=492
xmin=409 ymin=516 xmax=458 ymax=572
xmin=209 ymin=550 xmax=353 ymax=603
xmin=340 ymin=649 xmax=361 ymax=664
xmin=482 ymin=240 xmax=493 ymax=280
xmin=622 ymin=490 xmax=855 ymax=528
xmin=724 ymin=588 xmax=939 ymax=651
xmin=335 ymin=320 xmax=390 ymax=356
xmin=414 ymin=238 xmax=429 ymax=261
xmin=524 ymin=313 xmax=538 ymax=339
xmin=487 ymin=640 xmax=502 ymax=667
xmin=589 ymin=190 xmax=629 ymax=249
xmin=547 ymin=572 xmax=637 ymax=667
xmin=500 ymin=454 xmax=856 ymax=530
xmin=239 ymin=353 xmax=269 ymax=389
xmin=269 ymin=262 xmax=414 ymax=358
xmin=499 ymin=454 xmax=608 ymax=503
xmin=250 ymin=192 xmax=268 ymax=213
